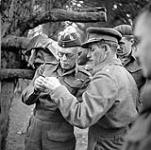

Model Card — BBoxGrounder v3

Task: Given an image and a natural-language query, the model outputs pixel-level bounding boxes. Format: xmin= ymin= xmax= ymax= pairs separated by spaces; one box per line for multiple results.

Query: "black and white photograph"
xmin=1 ymin=0 xmax=151 ymax=150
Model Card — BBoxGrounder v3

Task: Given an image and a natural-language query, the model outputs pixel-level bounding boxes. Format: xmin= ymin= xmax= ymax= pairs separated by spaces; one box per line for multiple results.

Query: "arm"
xmin=50 ymin=72 xmax=118 ymax=128
xmin=21 ymin=65 xmax=44 ymax=105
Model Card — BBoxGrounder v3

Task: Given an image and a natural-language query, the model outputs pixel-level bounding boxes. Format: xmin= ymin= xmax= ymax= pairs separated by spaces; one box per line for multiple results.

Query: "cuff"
xmin=33 ymin=89 xmax=40 ymax=95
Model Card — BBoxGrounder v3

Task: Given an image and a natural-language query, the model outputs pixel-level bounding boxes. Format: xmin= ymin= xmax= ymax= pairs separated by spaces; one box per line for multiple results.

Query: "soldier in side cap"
xmin=21 ymin=31 xmax=90 ymax=150
xmin=40 ymin=27 xmax=138 ymax=150
xmin=122 ymin=2 xmax=151 ymax=150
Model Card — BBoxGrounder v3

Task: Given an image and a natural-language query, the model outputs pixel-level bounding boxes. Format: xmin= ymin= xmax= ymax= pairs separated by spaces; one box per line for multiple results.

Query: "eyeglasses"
xmin=58 ymin=52 xmax=76 ymax=58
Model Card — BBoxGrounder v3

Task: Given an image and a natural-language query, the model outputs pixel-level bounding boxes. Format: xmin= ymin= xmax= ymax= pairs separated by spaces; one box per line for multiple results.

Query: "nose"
xmin=87 ymin=50 xmax=92 ymax=58
xmin=62 ymin=54 xmax=67 ymax=61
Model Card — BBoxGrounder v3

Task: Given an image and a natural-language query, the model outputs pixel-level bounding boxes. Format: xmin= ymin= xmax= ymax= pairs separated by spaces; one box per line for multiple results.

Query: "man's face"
xmin=85 ymin=42 xmax=106 ymax=70
xmin=58 ymin=47 xmax=78 ymax=70
xmin=117 ymin=37 xmax=133 ymax=57
xmin=135 ymin=13 xmax=151 ymax=78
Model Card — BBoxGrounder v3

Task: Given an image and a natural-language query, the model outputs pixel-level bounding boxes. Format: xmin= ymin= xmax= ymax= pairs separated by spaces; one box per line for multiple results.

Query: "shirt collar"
xmin=57 ymin=64 xmax=77 ymax=77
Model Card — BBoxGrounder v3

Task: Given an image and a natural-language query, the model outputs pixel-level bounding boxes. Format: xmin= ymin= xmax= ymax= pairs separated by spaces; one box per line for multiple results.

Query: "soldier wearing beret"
xmin=115 ymin=24 xmax=146 ymax=112
xmin=22 ymin=31 xmax=90 ymax=150
xmin=40 ymin=27 xmax=138 ymax=150
xmin=123 ymin=3 xmax=151 ymax=150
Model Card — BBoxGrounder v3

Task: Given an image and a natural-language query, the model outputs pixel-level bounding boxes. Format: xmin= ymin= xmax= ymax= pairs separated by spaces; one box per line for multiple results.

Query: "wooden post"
xmin=0 ymin=14 xmax=1 ymax=92
xmin=0 ymin=13 xmax=1 ymax=150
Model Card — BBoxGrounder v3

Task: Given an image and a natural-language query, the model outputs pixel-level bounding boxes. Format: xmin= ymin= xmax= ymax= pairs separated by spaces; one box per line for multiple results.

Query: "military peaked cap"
xmin=114 ymin=24 xmax=133 ymax=37
xmin=82 ymin=27 xmax=122 ymax=48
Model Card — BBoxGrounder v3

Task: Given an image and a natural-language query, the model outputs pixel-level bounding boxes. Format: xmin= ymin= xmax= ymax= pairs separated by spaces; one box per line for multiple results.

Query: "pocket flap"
xmin=47 ymin=131 xmax=74 ymax=142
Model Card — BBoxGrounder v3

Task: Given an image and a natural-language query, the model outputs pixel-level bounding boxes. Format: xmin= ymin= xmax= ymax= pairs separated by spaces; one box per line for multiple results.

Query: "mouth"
xmin=87 ymin=59 xmax=93 ymax=62
xmin=117 ymin=49 xmax=123 ymax=53
xmin=62 ymin=62 xmax=68 ymax=65
xmin=117 ymin=50 xmax=125 ymax=56
xmin=61 ymin=61 xmax=70 ymax=66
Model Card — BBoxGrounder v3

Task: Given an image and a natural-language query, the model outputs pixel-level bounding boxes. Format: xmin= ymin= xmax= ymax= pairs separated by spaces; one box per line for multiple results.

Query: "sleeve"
xmin=21 ymin=65 xmax=45 ymax=105
xmin=75 ymin=76 xmax=90 ymax=102
xmin=51 ymin=72 xmax=118 ymax=128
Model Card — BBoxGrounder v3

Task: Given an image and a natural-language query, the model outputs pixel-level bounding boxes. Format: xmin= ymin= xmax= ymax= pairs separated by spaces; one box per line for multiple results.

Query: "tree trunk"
xmin=2 ymin=36 xmax=31 ymax=50
xmin=0 ymin=69 xmax=34 ymax=80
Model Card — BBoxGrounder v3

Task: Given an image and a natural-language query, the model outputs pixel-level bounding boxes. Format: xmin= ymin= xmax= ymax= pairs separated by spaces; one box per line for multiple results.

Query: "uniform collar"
xmin=92 ymin=57 xmax=122 ymax=76
xmin=57 ymin=64 xmax=77 ymax=77
xmin=121 ymin=55 xmax=135 ymax=66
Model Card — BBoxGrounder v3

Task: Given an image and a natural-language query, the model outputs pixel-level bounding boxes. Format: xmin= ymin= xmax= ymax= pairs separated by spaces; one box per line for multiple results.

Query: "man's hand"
xmin=34 ymin=76 xmax=46 ymax=92
xmin=43 ymin=77 xmax=61 ymax=91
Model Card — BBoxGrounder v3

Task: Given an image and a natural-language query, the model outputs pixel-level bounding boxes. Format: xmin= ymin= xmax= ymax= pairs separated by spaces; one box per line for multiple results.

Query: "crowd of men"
xmin=22 ymin=2 xmax=151 ymax=150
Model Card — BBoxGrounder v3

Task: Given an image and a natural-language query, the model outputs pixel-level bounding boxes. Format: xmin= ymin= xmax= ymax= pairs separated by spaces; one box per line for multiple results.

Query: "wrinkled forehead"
xmin=58 ymin=46 xmax=79 ymax=54
xmin=120 ymin=36 xmax=132 ymax=43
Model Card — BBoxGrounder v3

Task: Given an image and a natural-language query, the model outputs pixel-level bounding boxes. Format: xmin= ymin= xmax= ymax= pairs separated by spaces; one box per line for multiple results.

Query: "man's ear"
xmin=130 ymin=38 xmax=135 ymax=44
xmin=103 ymin=44 xmax=110 ymax=52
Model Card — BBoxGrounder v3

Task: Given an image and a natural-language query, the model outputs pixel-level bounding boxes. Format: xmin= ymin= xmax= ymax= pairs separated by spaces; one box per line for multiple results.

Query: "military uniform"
xmin=115 ymin=24 xmax=145 ymax=91
xmin=122 ymin=55 xmax=145 ymax=91
xmin=121 ymin=55 xmax=146 ymax=112
xmin=22 ymin=32 xmax=90 ymax=150
xmin=115 ymin=24 xmax=146 ymax=111
xmin=49 ymin=27 xmax=138 ymax=150
xmin=123 ymin=80 xmax=151 ymax=150
xmin=123 ymin=4 xmax=151 ymax=150
xmin=22 ymin=63 xmax=90 ymax=150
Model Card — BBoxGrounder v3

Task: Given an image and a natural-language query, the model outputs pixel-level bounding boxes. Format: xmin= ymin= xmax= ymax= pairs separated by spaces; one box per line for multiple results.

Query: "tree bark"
xmin=2 ymin=36 xmax=31 ymax=50
xmin=0 ymin=69 xmax=35 ymax=80
xmin=19 ymin=8 xmax=107 ymax=34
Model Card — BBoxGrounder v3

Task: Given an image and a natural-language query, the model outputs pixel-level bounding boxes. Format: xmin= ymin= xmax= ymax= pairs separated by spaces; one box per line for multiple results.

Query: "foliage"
xmin=66 ymin=0 xmax=149 ymax=26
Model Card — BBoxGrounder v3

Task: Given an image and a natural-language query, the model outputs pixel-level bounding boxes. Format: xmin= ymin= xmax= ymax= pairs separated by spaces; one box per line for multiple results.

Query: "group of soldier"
xmin=21 ymin=2 xmax=151 ymax=150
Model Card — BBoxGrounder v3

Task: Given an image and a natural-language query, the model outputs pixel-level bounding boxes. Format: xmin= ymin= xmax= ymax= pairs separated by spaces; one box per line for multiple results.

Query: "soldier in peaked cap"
xmin=115 ymin=24 xmax=146 ymax=112
xmin=122 ymin=3 xmax=151 ymax=150
xmin=39 ymin=27 xmax=138 ymax=150
xmin=22 ymin=31 xmax=90 ymax=150
xmin=114 ymin=25 xmax=134 ymax=61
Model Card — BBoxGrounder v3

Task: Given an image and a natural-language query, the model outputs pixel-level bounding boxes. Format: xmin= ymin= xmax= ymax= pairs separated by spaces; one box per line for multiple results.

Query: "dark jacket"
xmin=121 ymin=55 xmax=146 ymax=112
xmin=122 ymin=55 xmax=145 ymax=91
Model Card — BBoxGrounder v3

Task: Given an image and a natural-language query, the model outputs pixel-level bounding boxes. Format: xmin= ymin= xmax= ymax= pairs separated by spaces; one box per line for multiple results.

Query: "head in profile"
xmin=82 ymin=27 xmax=122 ymax=71
xmin=114 ymin=24 xmax=134 ymax=58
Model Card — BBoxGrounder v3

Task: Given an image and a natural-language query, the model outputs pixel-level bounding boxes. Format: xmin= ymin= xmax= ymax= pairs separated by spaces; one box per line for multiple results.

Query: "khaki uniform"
xmin=123 ymin=80 xmax=151 ymax=150
xmin=22 ymin=63 xmax=90 ymax=150
xmin=51 ymin=58 xmax=138 ymax=150
xmin=121 ymin=55 xmax=146 ymax=111
xmin=122 ymin=55 xmax=145 ymax=91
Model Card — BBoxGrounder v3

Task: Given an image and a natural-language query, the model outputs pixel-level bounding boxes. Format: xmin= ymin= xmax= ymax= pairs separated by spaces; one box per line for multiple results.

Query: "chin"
xmin=62 ymin=64 xmax=74 ymax=70
xmin=62 ymin=66 xmax=70 ymax=70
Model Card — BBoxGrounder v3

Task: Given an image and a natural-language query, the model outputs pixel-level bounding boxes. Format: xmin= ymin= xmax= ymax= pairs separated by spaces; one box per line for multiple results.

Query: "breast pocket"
xmin=47 ymin=122 xmax=75 ymax=142
xmin=63 ymin=77 xmax=83 ymax=95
